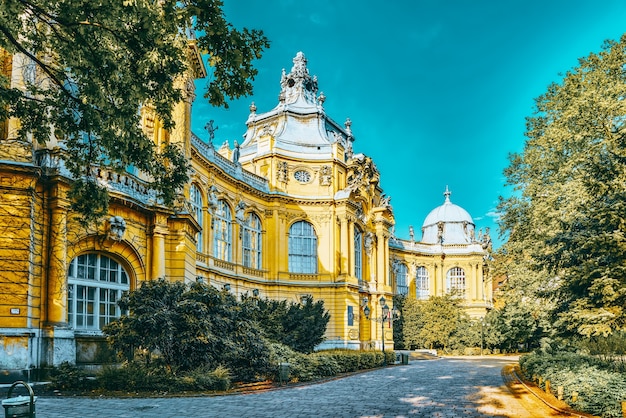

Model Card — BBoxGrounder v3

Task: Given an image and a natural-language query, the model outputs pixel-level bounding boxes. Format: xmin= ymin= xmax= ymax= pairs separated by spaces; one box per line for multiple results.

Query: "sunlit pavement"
xmin=34 ymin=356 xmax=573 ymax=417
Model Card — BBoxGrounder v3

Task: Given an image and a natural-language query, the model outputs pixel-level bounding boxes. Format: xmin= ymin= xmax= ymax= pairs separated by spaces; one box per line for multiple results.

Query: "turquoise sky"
xmin=191 ymin=0 xmax=626 ymax=248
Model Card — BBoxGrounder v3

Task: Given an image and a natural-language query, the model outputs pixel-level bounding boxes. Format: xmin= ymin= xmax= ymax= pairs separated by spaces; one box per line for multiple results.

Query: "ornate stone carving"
xmin=279 ymin=52 xmax=319 ymax=105
xmin=260 ymin=123 xmax=275 ymax=137
xmin=364 ymin=232 xmax=375 ymax=257
xmin=207 ymin=185 xmax=219 ymax=215
xmin=107 ymin=216 xmax=126 ymax=241
xmin=345 ymin=155 xmax=379 ymax=192
xmin=379 ymin=194 xmax=392 ymax=212
xmin=235 ymin=200 xmax=246 ymax=225
xmin=319 ymin=165 xmax=332 ymax=186
xmin=277 ymin=161 xmax=289 ymax=183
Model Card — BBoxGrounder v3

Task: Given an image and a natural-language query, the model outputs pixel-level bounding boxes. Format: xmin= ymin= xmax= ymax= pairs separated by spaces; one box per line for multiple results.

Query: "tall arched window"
xmin=67 ymin=253 xmax=130 ymax=330
xmin=396 ymin=263 xmax=408 ymax=295
xmin=288 ymin=220 xmax=317 ymax=273
xmin=190 ymin=184 xmax=203 ymax=252
xmin=213 ymin=200 xmax=232 ymax=262
xmin=416 ymin=266 xmax=429 ymax=299
xmin=242 ymin=212 xmax=262 ymax=269
xmin=446 ymin=267 xmax=466 ymax=297
xmin=354 ymin=227 xmax=363 ymax=280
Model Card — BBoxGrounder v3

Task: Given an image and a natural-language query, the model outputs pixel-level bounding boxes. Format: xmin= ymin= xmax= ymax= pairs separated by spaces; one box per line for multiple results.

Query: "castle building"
xmin=0 ymin=48 xmax=491 ymax=381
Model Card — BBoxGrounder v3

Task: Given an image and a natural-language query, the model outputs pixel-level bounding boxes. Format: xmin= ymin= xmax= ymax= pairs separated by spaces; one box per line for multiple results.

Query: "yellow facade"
xmin=0 ymin=50 xmax=491 ymax=381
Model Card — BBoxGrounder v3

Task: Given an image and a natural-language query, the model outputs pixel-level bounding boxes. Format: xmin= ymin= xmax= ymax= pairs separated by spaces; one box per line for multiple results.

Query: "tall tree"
xmin=103 ymin=279 xmax=271 ymax=380
xmin=251 ymin=295 xmax=330 ymax=353
xmin=0 ymin=0 xmax=269 ymax=223
xmin=499 ymin=34 xmax=626 ymax=338
xmin=402 ymin=295 xmax=468 ymax=351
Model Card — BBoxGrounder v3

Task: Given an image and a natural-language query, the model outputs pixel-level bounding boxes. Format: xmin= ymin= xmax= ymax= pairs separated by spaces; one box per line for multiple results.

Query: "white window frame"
xmin=67 ymin=253 xmax=129 ymax=331
xmin=446 ymin=267 xmax=466 ymax=297
xmin=396 ymin=263 xmax=408 ymax=295
xmin=416 ymin=266 xmax=429 ymax=299
xmin=354 ymin=228 xmax=363 ymax=280
xmin=190 ymin=184 xmax=203 ymax=252
xmin=213 ymin=200 xmax=232 ymax=262
xmin=242 ymin=212 xmax=262 ymax=269
xmin=288 ymin=221 xmax=318 ymax=273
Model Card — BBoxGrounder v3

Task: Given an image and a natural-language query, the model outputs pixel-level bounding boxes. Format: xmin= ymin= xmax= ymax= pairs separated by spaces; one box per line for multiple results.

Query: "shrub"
xmin=175 ymin=366 xmax=231 ymax=392
xmin=98 ymin=362 xmax=177 ymax=392
xmin=520 ymin=351 xmax=626 ymax=418
xmin=47 ymin=362 xmax=98 ymax=391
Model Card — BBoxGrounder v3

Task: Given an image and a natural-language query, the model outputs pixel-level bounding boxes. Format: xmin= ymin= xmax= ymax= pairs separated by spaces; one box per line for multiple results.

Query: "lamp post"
xmin=380 ymin=297 xmax=389 ymax=365
xmin=363 ymin=295 xmax=398 ymax=366
xmin=480 ymin=319 xmax=489 ymax=356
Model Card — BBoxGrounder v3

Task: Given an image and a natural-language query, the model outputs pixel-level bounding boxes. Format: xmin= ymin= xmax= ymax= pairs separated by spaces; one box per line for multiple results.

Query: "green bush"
xmin=48 ymin=362 xmax=98 ymax=391
xmin=98 ymin=362 xmax=176 ymax=392
xmin=520 ymin=352 xmax=626 ymax=418
xmin=322 ymin=350 xmax=361 ymax=373
xmin=175 ymin=365 xmax=231 ymax=392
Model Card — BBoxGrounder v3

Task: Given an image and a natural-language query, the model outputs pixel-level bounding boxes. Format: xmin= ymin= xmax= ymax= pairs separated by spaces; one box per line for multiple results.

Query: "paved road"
xmin=32 ymin=356 xmax=567 ymax=417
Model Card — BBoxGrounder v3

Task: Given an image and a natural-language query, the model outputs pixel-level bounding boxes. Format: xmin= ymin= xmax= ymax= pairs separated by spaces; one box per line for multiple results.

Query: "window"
xmin=354 ymin=228 xmax=363 ymax=280
xmin=288 ymin=220 xmax=317 ymax=273
xmin=213 ymin=200 xmax=232 ymax=261
xmin=190 ymin=184 xmax=203 ymax=252
xmin=67 ymin=254 xmax=129 ymax=330
xmin=242 ymin=212 xmax=262 ymax=269
xmin=446 ymin=267 xmax=466 ymax=296
xmin=416 ymin=266 xmax=429 ymax=299
xmin=396 ymin=263 xmax=408 ymax=295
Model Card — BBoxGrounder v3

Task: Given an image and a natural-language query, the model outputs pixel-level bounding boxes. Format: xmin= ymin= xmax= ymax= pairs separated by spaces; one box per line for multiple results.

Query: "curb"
xmin=502 ymin=364 xmax=598 ymax=418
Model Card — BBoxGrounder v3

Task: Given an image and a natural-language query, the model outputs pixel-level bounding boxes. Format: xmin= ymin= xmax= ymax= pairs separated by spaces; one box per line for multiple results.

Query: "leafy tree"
xmin=402 ymin=295 xmax=468 ymax=351
xmin=392 ymin=295 xmax=406 ymax=349
xmin=252 ymin=295 xmax=330 ymax=353
xmin=0 ymin=0 xmax=269 ymax=223
xmin=498 ymin=34 xmax=626 ymax=338
xmin=103 ymin=279 xmax=271 ymax=380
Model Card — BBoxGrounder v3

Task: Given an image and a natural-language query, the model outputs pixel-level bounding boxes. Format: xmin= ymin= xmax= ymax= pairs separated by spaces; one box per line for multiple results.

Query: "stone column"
xmin=47 ymin=207 xmax=68 ymax=326
xmin=150 ymin=213 xmax=168 ymax=279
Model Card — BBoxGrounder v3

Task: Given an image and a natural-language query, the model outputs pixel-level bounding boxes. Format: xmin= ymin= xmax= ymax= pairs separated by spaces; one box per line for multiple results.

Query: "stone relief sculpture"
xmin=345 ymin=155 xmax=379 ymax=192
xmin=107 ymin=216 xmax=126 ymax=241
xmin=364 ymin=232 xmax=375 ymax=257
xmin=232 ymin=140 xmax=240 ymax=164
xmin=319 ymin=165 xmax=332 ymax=186
xmin=235 ymin=200 xmax=246 ymax=225
xmin=277 ymin=161 xmax=289 ymax=183
xmin=207 ymin=185 xmax=219 ymax=214
xmin=379 ymin=194 xmax=392 ymax=211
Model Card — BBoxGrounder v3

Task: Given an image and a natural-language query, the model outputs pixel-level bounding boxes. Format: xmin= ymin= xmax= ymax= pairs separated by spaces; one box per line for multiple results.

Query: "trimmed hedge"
xmin=48 ymin=348 xmax=399 ymax=394
xmin=520 ymin=352 xmax=626 ymax=418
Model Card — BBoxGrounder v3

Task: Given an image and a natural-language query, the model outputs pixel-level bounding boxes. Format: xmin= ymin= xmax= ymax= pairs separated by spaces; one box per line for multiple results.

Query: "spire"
xmin=444 ymin=186 xmax=451 ymax=203
xmin=278 ymin=52 xmax=320 ymax=107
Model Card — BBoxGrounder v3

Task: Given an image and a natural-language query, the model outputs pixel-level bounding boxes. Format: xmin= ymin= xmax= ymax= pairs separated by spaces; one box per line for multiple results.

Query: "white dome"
xmin=421 ymin=188 xmax=475 ymax=245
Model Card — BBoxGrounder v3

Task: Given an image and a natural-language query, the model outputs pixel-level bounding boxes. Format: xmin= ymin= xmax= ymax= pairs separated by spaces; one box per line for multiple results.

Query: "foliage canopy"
xmin=497 ymin=33 xmax=626 ymax=338
xmin=0 ymin=0 xmax=269 ymax=223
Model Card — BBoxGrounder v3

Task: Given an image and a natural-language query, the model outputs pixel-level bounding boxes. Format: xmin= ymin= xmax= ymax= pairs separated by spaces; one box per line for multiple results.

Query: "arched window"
xmin=446 ymin=267 xmax=466 ymax=296
xmin=416 ymin=266 xmax=429 ymax=299
xmin=288 ymin=221 xmax=317 ymax=273
xmin=242 ymin=212 xmax=262 ymax=269
xmin=354 ymin=228 xmax=363 ymax=280
xmin=396 ymin=263 xmax=408 ymax=295
xmin=213 ymin=200 xmax=232 ymax=262
xmin=67 ymin=253 xmax=130 ymax=330
xmin=190 ymin=184 xmax=203 ymax=252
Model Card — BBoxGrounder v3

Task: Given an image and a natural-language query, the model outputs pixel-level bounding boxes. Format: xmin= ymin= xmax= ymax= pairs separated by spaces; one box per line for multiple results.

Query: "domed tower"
xmin=421 ymin=186 xmax=475 ymax=245
xmin=237 ymin=51 xmax=354 ymax=196
xmin=388 ymin=187 xmax=492 ymax=319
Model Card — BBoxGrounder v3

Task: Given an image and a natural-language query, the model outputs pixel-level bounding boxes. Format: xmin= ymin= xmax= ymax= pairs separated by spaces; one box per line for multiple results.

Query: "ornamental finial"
xmin=444 ymin=186 xmax=451 ymax=202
